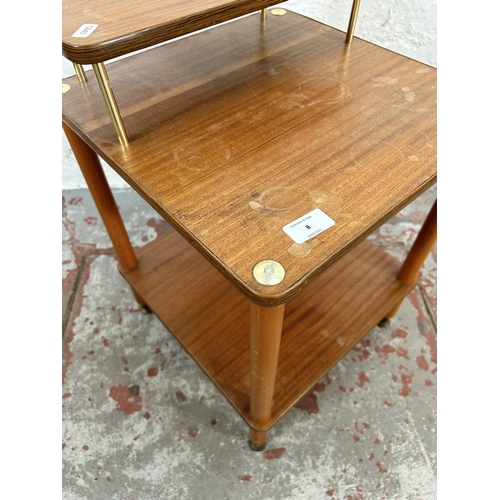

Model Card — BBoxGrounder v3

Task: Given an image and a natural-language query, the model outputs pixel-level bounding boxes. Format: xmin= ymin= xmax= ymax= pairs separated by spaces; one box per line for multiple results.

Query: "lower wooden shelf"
xmin=120 ymin=230 xmax=413 ymax=431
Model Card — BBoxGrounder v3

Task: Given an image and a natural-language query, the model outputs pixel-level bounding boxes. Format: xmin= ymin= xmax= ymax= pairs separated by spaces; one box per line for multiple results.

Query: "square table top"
xmin=62 ymin=10 xmax=436 ymax=305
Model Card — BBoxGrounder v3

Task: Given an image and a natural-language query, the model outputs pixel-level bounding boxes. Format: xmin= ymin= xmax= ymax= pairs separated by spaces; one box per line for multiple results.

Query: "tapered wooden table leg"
xmin=385 ymin=200 xmax=437 ymax=319
xmin=62 ymin=122 xmax=144 ymax=306
xmin=249 ymin=302 xmax=285 ymax=450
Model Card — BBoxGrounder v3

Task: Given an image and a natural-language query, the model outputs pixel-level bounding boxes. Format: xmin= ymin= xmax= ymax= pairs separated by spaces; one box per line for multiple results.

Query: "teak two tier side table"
xmin=62 ymin=3 xmax=437 ymax=450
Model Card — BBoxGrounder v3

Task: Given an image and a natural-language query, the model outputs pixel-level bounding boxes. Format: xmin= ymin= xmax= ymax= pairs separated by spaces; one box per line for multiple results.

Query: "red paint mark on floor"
xmin=100 ymin=382 xmax=104 ymax=389
xmin=147 ymin=367 xmax=158 ymax=377
xmin=155 ymin=347 xmax=163 ymax=355
xmin=83 ymin=216 xmax=98 ymax=225
xmin=376 ymin=461 xmax=388 ymax=473
xmin=353 ymin=435 xmax=361 ymax=442
xmin=62 ymin=392 xmax=72 ymax=399
xmin=109 ymin=385 xmax=142 ymax=414
xmin=211 ymin=419 xmax=217 ymax=425
xmin=356 ymin=372 xmax=370 ymax=387
xmin=384 ymin=401 xmax=395 ymax=407
xmin=408 ymin=290 xmax=428 ymax=323
xmin=425 ymin=332 xmax=437 ymax=364
xmin=363 ymin=422 xmax=370 ymax=429
xmin=83 ymin=445 xmax=89 ymax=451
xmin=199 ymin=394 xmax=218 ymax=404
xmin=146 ymin=217 xmax=171 ymax=236
xmin=392 ymin=329 xmax=408 ymax=339
xmin=396 ymin=347 xmax=409 ymax=360
xmin=352 ymin=347 xmax=371 ymax=361
xmin=416 ymin=354 xmax=429 ymax=371
xmin=294 ymin=390 xmax=319 ymax=414
xmin=313 ymin=374 xmax=332 ymax=392
xmin=374 ymin=438 xmax=381 ymax=444
xmin=263 ymin=447 xmax=286 ymax=459
xmin=398 ymin=366 xmax=414 ymax=397
xmin=353 ymin=340 xmax=371 ymax=361
xmin=238 ymin=474 xmax=252 ymax=481
xmin=122 ymin=357 xmax=128 ymax=364
xmin=368 ymin=453 xmax=375 ymax=461
xmin=375 ymin=345 xmax=395 ymax=363
xmin=143 ymin=412 xmax=151 ymax=420
xmin=188 ymin=426 xmax=199 ymax=438
xmin=102 ymin=337 xmax=109 ymax=347
xmin=425 ymin=380 xmax=434 ymax=386
xmin=69 ymin=197 xmax=83 ymax=205
xmin=106 ymin=476 xmax=112 ymax=482
xmin=326 ymin=490 xmax=334 ymax=497
xmin=339 ymin=386 xmax=346 ymax=393
xmin=391 ymin=374 xmax=398 ymax=382
xmin=176 ymin=391 xmax=187 ymax=402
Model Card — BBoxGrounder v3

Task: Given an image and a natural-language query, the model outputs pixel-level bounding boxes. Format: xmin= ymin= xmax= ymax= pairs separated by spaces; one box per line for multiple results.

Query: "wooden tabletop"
xmin=62 ymin=0 xmax=283 ymax=64
xmin=62 ymin=11 xmax=437 ymax=306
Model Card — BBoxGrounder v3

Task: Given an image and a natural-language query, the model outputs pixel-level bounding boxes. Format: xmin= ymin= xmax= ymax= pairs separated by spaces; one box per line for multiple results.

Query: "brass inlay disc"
xmin=62 ymin=84 xmax=71 ymax=94
xmin=270 ymin=8 xmax=287 ymax=16
xmin=253 ymin=260 xmax=285 ymax=286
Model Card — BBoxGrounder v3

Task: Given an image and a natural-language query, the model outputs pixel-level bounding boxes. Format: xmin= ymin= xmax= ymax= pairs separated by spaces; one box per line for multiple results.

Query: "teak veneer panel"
xmin=62 ymin=12 xmax=436 ymax=306
xmin=120 ymin=230 xmax=414 ymax=430
xmin=62 ymin=0 xmax=283 ymax=63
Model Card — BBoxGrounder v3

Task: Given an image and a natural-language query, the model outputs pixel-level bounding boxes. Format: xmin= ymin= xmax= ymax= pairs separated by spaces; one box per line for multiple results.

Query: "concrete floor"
xmin=62 ymin=183 xmax=437 ymax=499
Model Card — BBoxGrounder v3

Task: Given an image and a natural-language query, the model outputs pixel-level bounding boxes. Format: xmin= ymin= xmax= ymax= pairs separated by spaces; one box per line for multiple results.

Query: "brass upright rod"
xmin=346 ymin=0 xmax=361 ymax=44
xmin=92 ymin=62 xmax=129 ymax=146
xmin=73 ymin=63 xmax=88 ymax=83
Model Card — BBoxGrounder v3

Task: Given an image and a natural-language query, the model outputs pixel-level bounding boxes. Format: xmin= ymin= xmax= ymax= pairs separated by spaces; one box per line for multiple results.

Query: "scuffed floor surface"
xmin=62 ymin=186 xmax=437 ymax=500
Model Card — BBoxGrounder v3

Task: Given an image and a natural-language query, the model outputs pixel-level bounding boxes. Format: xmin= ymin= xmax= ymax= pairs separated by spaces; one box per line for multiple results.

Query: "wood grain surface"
xmin=119 ymin=230 xmax=414 ymax=430
xmin=63 ymin=11 xmax=437 ymax=306
xmin=62 ymin=0 xmax=284 ymax=63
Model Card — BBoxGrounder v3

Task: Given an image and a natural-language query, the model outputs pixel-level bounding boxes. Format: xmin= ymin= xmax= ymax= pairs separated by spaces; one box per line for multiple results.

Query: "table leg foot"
xmin=249 ymin=428 xmax=267 ymax=451
xmin=378 ymin=318 xmax=391 ymax=328
xmin=139 ymin=304 xmax=152 ymax=315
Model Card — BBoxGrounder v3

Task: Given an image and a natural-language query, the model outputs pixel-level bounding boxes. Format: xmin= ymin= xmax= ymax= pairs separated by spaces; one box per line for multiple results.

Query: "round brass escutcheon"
xmin=253 ymin=260 xmax=285 ymax=286
xmin=62 ymin=84 xmax=71 ymax=94
xmin=270 ymin=8 xmax=287 ymax=16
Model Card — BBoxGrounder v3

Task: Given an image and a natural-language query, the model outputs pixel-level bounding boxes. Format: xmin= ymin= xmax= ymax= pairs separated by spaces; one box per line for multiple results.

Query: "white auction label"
xmin=282 ymin=208 xmax=335 ymax=244
xmin=72 ymin=24 xmax=98 ymax=38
